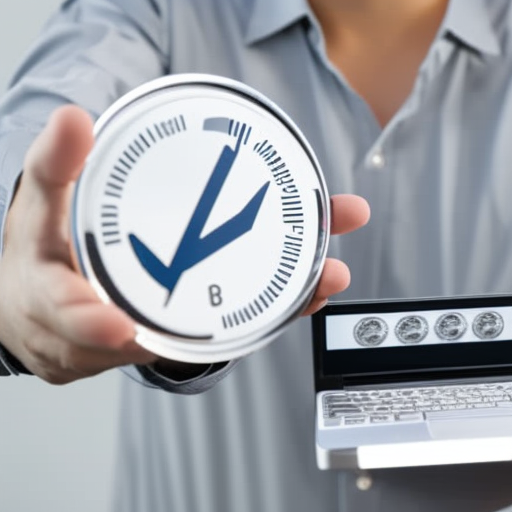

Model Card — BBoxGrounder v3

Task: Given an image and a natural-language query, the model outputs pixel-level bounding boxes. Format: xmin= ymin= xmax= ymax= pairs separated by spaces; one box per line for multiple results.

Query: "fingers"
xmin=24 ymin=322 xmax=157 ymax=385
xmin=301 ymin=258 xmax=350 ymax=316
xmin=330 ymin=194 xmax=370 ymax=235
xmin=26 ymin=260 xmax=158 ymax=368
xmin=302 ymin=194 xmax=370 ymax=316
xmin=28 ymin=261 xmax=135 ymax=348
xmin=6 ymin=259 xmax=157 ymax=381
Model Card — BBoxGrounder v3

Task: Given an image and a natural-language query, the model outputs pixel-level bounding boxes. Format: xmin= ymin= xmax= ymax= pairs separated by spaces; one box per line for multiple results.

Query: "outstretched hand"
xmin=0 ymin=105 xmax=369 ymax=383
xmin=0 ymin=106 xmax=158 ymax=383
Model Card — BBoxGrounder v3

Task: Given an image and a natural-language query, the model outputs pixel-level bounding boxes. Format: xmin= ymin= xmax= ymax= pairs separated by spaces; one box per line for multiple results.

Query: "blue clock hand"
xmin=129 ymin=125 xmax=270 ymax=304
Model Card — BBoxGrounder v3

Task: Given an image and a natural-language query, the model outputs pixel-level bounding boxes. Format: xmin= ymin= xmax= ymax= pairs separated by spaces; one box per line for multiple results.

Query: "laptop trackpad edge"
xmin=429 ymin=417 xmax=512 ymax=439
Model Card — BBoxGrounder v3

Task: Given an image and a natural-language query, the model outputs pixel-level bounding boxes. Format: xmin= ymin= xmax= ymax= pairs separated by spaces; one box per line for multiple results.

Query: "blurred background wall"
xmin=0 ymin=2 xmax=120 ymax=511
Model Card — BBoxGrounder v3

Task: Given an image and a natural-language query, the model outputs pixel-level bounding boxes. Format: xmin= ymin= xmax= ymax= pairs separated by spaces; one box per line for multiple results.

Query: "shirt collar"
xmin=244 ymin=0 xmax=310 ymax=45
xmin=245 ymin=0 xmax=501 ymax=56
xmin=441 ymin=0 xmax=500 ymax=55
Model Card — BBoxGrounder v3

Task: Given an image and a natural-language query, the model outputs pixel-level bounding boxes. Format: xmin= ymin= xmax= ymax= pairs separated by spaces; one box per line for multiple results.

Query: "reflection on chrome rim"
xmin=395 ymin=315 xmax=429 ymax=344
xmin=434 ymin=312 xmax=467 ymax=341
xmin=354 ymin=317 xmax=389 ymax=347
xmin=472 ymin=311 xmax=504 ymax=340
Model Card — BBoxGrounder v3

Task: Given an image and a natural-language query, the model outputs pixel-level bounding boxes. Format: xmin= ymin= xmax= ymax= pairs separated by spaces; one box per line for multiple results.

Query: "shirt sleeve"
xmin=0 ymin=0 xmax=170 ymax=247
xmin=0 ymin=0 xmax=236 ymax=392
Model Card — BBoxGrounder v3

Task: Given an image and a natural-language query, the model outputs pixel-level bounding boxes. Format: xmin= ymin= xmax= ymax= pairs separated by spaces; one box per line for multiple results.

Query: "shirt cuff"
xmin=120 ymin=359 xmax=239 ymax=394
xmin=0 ymin=343 xmax=32 ymax=376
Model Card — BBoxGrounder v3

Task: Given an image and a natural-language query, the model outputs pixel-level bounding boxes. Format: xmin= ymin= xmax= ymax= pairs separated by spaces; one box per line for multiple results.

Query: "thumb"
xmin=11 ymin=105 xmax=94 ymax=261
xmin=24 ymin=105 xmax=94 ymax=189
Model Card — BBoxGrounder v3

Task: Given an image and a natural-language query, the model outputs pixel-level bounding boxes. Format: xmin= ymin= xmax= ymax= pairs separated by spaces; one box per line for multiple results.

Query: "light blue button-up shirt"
xmin=3 ymin=0 xmax=512 ymax=510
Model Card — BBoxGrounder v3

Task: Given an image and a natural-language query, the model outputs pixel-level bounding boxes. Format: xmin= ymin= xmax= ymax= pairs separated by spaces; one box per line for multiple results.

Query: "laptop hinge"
xmin=341 ymin=365 xmax=512 ymax=390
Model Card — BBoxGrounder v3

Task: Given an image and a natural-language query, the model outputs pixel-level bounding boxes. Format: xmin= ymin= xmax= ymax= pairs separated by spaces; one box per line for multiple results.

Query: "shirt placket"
xmin=314 ymin=30 xmax=457 ymax=301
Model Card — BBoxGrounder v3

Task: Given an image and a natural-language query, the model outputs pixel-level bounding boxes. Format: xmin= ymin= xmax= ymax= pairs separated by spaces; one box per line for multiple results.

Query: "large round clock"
xmin=71 ymin=74 xmax=329 ymax=363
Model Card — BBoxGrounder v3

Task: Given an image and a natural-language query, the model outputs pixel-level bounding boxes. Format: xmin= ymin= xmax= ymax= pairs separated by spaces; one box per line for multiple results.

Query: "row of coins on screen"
xmin=353 ymin=311 xmax=505 ymax=347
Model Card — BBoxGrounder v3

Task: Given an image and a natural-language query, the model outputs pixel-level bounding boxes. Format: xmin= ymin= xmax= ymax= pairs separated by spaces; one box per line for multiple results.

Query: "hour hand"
xmin=129 ymin=123 xmax=268 ymax=303
xmin=128 ymin=234 xmax=174 ymax=291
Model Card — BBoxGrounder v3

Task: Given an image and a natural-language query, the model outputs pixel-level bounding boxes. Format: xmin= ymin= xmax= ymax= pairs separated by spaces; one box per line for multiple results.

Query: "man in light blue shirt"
xmin=2 ymin=0 xmax=512 ymax=510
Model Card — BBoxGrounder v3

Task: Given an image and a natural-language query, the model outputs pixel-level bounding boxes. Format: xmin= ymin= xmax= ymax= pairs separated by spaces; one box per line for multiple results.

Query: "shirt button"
xmin=369 ymin=151 xmax=385 ymax=169
xmin=356 ymin=472 xmax=373 ymax=491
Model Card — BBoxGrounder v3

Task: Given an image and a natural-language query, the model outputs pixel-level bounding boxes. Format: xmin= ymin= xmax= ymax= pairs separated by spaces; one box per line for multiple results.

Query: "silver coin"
xmin=70 ymin=74 xmax=329 ymax=364
xmin=434 ymin=312 xmax=467 ymax=341
xmin=472 ymin=311 xmax=504 ymax=340
xmin=354 ymin=317 xmax=389 ymax=347
xmin=395 ymin=315 xmax=429 ymax=344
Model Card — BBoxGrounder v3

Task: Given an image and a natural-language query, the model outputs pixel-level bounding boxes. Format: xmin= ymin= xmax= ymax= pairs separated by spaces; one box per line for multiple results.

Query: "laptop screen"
xmin=312 ymin=295 xmax=512 ymax=390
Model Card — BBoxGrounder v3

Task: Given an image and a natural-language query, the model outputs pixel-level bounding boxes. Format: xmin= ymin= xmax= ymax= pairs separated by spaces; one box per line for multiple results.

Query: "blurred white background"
xmin=0 ymin=2 xmax=120 ymax=511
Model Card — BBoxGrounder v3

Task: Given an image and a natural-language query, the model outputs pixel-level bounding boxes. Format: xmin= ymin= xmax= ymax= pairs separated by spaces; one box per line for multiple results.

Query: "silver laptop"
xmin=312 ymin=295 xmax=512 ymax=470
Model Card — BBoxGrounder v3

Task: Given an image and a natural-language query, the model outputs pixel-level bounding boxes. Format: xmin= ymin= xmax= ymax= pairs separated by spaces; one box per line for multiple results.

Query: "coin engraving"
xmin=434 ymin=312 xmax=467 ymax=341
xmin=472 ymin=311 xmax=504 ymax=340
xmin=395 ymin=315 xmax=429 ymax=344
xmin=354 ymin=317 xmax=389 ymax=347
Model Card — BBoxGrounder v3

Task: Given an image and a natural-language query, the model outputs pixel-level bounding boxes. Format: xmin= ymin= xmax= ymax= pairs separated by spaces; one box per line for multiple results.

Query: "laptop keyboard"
xmin=322 ymin=382 xmax=512 ymax=426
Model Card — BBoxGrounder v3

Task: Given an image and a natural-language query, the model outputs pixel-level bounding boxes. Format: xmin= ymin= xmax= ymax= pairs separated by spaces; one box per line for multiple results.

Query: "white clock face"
xmin=72 ymin=75 xmax=329 ymax=363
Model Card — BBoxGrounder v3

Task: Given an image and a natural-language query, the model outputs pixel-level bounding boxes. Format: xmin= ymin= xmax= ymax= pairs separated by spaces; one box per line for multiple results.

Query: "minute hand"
xmin=129 ymin=130 xmax=270 ymax=305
